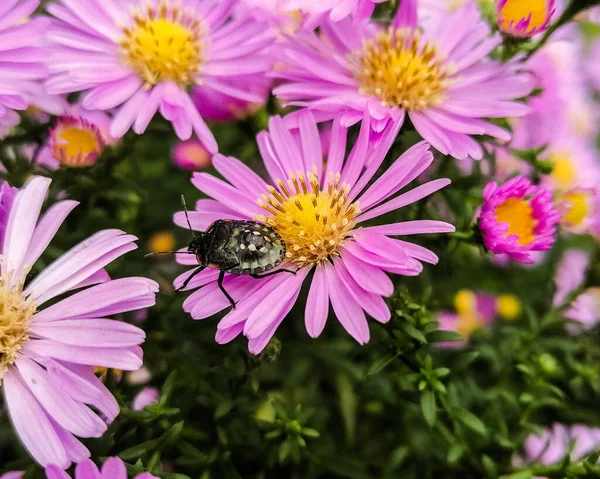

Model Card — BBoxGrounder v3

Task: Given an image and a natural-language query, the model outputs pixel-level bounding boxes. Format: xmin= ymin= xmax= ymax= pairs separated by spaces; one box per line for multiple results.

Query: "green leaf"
xmin=506 ymin=470 xmax=532 ymax=479
xmin=214 ymin=400 xmax=234 ymax=419
xmin=119 ymin=438 xmax=162 ymax=460
xmin=427 ymin=330 xmax=464 ymax=343
xmin=455 ymin=409 xmax=487 ymax=436
xmin=399 ymin=323 xmax=427 ymax=344
xmin=420 ymin=390 xmax=436 ymax=428
xmin=482 ymin=455 xmax=497 ymax=478
xmin=366 ymin=353 xmax=398 ymax=376
xmin=447 ymin=443 xmax=464 ymax=464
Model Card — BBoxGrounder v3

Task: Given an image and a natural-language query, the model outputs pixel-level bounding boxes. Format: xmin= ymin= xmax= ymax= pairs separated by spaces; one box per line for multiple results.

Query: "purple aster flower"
xmin=496 ymin=0 xmax=555 ymax=37
xmin=172 ymin=111 xmax=453 ymax=353
xmin=0 ymin=1 xmax=49 ymax=138
xmin=0 ymin=177 xmax=158 ymax=468
xmin=45 ymin=0 xmax=275 ymax=153
xmin=282 ymin=0 xmax=388 ymax=27
xmin=478 ymin=176 xmax=560 ymax=263
xmin=132 ymin=387 xmax=159 ymax=411
xmin=45 ymin=457 xmax=157 ymax=479
xmin=272 ymin=1 xmax=532 ymax=160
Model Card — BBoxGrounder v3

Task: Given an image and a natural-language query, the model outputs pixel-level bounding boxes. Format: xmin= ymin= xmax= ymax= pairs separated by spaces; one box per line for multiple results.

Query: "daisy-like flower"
xmin=45 ymin=457 xmax=157 ymax=479
xmin=282 ymin=0 xmax=387 ymax=28
xmin=272 ymin=1 xmax=532 ymax=160
xmin=478 ymin=176 xmax=560 ymax=263
xmin=45 ymin=0 xmax=274 ymax=153
xmin=0 ymin=177 xmax=158 ymax=468
xmin=172 ymin=111 xmax=454 ymax=353
xmin=496 ymin=0 xmax=555 ymax=37
xmin=0 ymin=0 xmax=49 ymax=138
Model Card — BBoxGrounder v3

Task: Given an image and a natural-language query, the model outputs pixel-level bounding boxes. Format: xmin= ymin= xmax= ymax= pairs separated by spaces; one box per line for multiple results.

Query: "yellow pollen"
xmin=500 ymin=0 xmax=550 ymax=32
xmin=561 ymin=192 xmax=588 ymax=227
xmin=549 ymin=153 xmax=576 ymax=190
xmin=255 ymin=169 xmax=359 ymax=267
xmin=0 ymin=270 xmax=36 ymax=382
xmin=494 ymin=197 xmax=537 ymax=245
xmin=121 ymin=2 xmax=204 ymax=87
xmin=351 ymin=27 xmax=452 ymax=111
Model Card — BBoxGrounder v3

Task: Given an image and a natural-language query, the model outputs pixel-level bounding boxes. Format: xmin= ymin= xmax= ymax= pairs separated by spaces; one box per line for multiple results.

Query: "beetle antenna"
xmin=144 ymin=251 xmax=196 ymax=258
xmin=181 ymin=195 xmax=196 ymax=238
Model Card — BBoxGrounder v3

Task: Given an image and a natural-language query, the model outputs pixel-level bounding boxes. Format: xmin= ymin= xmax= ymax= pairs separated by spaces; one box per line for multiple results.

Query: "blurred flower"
xmin=173 ymin=112 xmax=453 ymax=353
xmin=148 ymin=232 xmax=177 ymax=255
xmin=0 ymin=1 xmax=49 ymax=138
xmin=522 ymin=424 xmax=600 ymax=466
xmin=272 ymin=1 xmax=532 ymax=160
xmin=438 ymin=289 xmax=521 ymax=345
xmin=552 ymin=249 xmax=599 ymax=329
xmin=587 ymin=38 xmax=600 ymax=91
xmin=45 ymin=457 xmax=158 ymax=479
xmin=45 ymin=0 xmax=275 ymax=153
xmin=126 ymin=366 xmax=152 ymax=385
xmin=0 ymin=473 xmax=23 ymax=479
xmin=171 ymin=140 xmax=212 ymax=171
xmin=496 ymin=0 xmax=555 ymax=37
xmin=0 ymin=177 xmax=158 ymax=468
xmin=281 ymin=0 xmax=387 ymax=28
xmin=553 ymin=249 xmax=589 ymax=307
xmin=478 ymin=176 xmax=560 ymax=263
xmin=132 ymin=387 xmax=159 ymax=411
xmin=236 ymin=0 xmax=302 ymax=35
xmin=557 ymin=187 xmax=600 ymax=237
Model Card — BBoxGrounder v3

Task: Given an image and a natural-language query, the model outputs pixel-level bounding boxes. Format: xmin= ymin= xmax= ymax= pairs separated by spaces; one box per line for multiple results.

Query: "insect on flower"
xmin=147 ymin=197 xmax=295 ymax=308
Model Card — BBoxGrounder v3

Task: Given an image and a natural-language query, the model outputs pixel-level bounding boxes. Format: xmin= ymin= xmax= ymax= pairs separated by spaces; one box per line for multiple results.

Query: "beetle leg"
xmin=250 ymin=268 xmax=296 ymax=279
xmin=176 ymin=265 xmax=206 ymax=292
xmin=218 ymin=270 xmax=236 ymax=309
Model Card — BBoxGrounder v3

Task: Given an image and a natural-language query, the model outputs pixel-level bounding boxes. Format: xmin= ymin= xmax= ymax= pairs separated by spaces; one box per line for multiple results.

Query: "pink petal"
xmin=100 ymin=457 xmax=127 ymax=479
xmin=31 ymin=319 xmax=145 ymax=347
xmin=339 ymin=248 xmax=394 ymax=296
xmin=3 ymin=369 xmax=69 ymax=468
xmin=304 ymin=265 xmax=329 ymax=338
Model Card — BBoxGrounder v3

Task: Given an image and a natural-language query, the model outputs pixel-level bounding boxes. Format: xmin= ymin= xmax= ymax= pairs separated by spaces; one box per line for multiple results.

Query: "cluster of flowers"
xmin=0 ymin=0 xmax=599 ymax=476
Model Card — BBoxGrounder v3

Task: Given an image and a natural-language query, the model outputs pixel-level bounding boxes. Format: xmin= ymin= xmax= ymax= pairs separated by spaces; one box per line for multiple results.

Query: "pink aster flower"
xmin=282 ymin=0 xmax=388 ymax=28
xmin=587 ymin=38 xmax=600 ymax=91
xmin=496 ymin=0 xmax=555 ymax=37
xmin=0 ymin=1 xmax=49 ymax=138
xmin=0 ymin=177 xmax=158 ymax=468
xmin=553 ymin=249 xmax=590 ymax=307
xmin=45 ymin=457 xmax=157 ymax=479
xmin=0 ymin=473 xmax=23 ymax=479
xmin=45 ymin=0 xmax=275 ymax=154
xmin=172 ymin=111 xmax=454 ymax=353
xmin=478 ymin=176 xmax=560 ymax=263
xmin=132 ymin=387 xmax=159 ymax=411
xmin=272 ymin=1 xmax=532 ymax=160
xmin=522 ymin=424 xmax=600 ymax=467
xmin=172 ymin=139 xmax=212 ymax=171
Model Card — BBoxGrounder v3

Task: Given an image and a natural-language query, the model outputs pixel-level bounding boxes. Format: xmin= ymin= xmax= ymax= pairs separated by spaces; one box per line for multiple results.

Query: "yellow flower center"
xmin=500 ymin=0 xmax=549 ymax=32
xmin=494 ymin=197 xmax=536 ymax=245
xmin=549 ymin=153 xmax=576 ymax=190
xmin=51 ymin=118 xmax=104 ymax=168
xmin=121 ymin=2 xmax=204 ymax=87
xmin=256 ymin=169 xmax=359 ymax=267
xmin=351 ymin=28 xmax=452 ymax=111
xmin=0 ymin=272 xmax=35 ymax=382
xmin=561 ymin=192 xmax=588 ymax=227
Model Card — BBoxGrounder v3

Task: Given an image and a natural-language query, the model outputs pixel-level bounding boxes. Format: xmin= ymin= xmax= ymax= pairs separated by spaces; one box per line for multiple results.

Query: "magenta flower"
xmin=478 ymin=176 xmax=561 ymax=263
xmin=522 ymin=424 xmax=600 ymax=466
xmin=172 ymin=111 xmax=453 ymax=353
xmin=172 ymin=139 xmax=212 ymax=171
xmin=45 ymin=0 xmax=275 ymax=153
xmin=282 ymin=0 xmax=388 ymax=27
xmin=0 ymin=0 xmax=49 ymax=138
xmin=272 ymin=1 xmax=532 ymax=160
xmin=0 ymin=177 xmax=158 ymax=468
xmin=45 ymin=458 xmax=157 ymax=479
xmin=496 ymin=0 xmax=555 ymax=37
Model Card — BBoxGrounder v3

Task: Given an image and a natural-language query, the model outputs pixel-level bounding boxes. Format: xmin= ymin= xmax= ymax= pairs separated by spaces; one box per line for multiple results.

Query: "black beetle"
xmin=147 ymin=196 xmax=294 ymax=308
